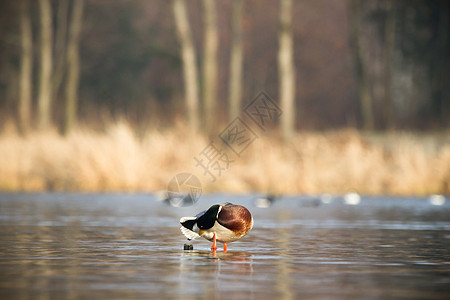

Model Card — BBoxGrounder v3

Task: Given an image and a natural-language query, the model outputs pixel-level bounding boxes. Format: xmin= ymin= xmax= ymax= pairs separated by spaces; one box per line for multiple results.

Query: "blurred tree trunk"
xmin=38 ymin=0 xmax=53 ymax=130
xmin=278 ymin=0 xmax=296 ymax=141
xmin=52 ymin=0 xmax=70 ymax=100
xmin=229 ymin=0 xmax=244 ymax=122
xmin=19 ymin=0 xmax=32 ymax=134
xmin=173 ymin=0 xmax=200 ymax=132
xmin=349 ymin=0 xmax=374 ymax=130
xmin=63 ymin=0 xmax=84 ymax=135
xmin=383 ymin=0 xmax=395 ymax=129
xmin=432 ymin=1 xmax=450 ymax=128
xmin=202 ymin=0 xmax=218 ymax=134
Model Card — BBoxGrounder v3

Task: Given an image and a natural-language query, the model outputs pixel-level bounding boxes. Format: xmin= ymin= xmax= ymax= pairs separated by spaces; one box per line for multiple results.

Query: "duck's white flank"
xmin=200 ymin=219 xmax=253 ymax=243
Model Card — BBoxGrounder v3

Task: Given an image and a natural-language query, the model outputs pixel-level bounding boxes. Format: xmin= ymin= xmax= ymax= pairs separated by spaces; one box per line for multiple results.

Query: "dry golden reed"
xmin=0 ymin=121 xmax=449 ymax=195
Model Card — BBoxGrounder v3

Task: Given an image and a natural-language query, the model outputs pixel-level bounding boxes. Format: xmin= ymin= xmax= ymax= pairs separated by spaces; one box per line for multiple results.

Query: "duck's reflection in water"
xmin=177 ymin=249 xmax=254 ymax=298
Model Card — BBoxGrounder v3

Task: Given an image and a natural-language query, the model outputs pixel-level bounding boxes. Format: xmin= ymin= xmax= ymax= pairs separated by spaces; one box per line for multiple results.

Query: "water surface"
xmin=0 ymin=193 xmax=449 ymax=299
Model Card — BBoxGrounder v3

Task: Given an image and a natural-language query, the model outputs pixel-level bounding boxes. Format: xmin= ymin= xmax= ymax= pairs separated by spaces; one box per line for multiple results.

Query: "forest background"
xmin=0 ymin=0 xmax=448 ymax=195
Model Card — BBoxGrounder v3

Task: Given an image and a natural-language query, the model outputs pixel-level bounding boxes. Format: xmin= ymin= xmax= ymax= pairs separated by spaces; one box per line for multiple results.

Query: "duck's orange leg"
xmin=223 ymin=243 xmax=227 ymax=252
xmin=211 ymin=233 xmax=217 ymax=252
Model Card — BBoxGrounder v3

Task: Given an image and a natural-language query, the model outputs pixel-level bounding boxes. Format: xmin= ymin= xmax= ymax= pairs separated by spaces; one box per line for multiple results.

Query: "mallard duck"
xmin=180 ymin=203 xmax=253 ymax=251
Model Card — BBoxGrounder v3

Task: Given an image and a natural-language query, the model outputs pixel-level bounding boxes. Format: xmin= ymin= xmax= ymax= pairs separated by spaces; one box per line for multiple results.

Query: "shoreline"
xmin=0 ymin=122 xmax=448 ymax=195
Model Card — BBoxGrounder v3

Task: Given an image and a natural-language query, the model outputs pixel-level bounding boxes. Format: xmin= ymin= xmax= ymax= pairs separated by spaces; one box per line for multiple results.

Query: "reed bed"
xmin=0 ymin=121 xmax=448 ymax=195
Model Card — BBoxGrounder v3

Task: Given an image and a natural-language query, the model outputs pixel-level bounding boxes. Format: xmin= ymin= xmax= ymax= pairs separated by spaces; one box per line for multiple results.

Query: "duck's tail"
xmin=180 ymin=217 xmax=201 ymax=240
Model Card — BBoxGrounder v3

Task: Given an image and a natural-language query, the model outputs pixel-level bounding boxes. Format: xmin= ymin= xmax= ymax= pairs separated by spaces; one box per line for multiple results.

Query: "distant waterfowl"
xmin=320 ymin=193 xmax=333 ymax=204
xmin=180 ymin=203 xmax=253 ymax=251
xmin=343 ymin=192 xmax=361 ymax=205
xmin=254 ymin=194 xmax=278 ymax=208
xmin=155 ymin=190 xmax=197 ymax=207
xmin=429 ymin=194 xmax=445 ymax=206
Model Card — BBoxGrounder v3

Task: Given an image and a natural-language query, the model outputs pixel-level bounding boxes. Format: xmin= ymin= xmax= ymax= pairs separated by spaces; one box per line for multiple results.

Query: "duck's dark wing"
xmin=179 ymin=205 xmax=222 ymax=240
xmin=196 ymin=205 xmax=221 ymax=230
